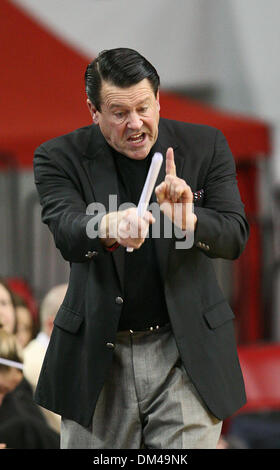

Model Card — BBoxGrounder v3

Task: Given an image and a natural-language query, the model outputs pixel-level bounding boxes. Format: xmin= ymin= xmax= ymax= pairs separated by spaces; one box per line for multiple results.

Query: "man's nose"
xmin=127 ymin=112 xmax=142 ymax=130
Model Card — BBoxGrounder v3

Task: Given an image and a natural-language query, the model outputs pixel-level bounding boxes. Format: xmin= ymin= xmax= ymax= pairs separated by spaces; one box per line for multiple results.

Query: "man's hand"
xmin=155 ymin=147 xmax=197 ymax=231
xmin=99 ymin=207 xmax=155 ymax=249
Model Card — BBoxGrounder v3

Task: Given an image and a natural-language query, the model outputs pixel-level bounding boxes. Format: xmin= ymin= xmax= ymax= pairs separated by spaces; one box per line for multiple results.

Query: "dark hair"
xmin=85 ymin=48 xmax=160 ymax=111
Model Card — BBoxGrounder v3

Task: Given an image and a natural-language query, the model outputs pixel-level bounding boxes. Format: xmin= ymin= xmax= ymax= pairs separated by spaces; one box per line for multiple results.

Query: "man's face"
xmin=87 ymin=78 xmax=160 ymax=159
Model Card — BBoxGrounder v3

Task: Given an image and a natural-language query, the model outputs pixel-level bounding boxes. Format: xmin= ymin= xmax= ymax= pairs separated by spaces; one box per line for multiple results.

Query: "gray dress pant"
xmin=61 ymin=324 xmax=222 ymax=449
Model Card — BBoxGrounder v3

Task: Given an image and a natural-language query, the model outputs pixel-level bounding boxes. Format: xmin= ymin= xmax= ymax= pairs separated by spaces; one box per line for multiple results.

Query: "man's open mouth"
xmin=127 ymin=132 xmax=146 ymax=144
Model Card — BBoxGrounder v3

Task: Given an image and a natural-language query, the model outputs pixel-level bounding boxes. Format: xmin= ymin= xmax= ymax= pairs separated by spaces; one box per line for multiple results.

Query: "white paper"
xmin=127 ymin=152 xmax=163 ymax=252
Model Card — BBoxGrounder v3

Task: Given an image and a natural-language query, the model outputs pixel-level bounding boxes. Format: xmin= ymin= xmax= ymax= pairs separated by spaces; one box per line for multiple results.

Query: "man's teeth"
xmin=129 ymin=133 xmax=144 ymax=142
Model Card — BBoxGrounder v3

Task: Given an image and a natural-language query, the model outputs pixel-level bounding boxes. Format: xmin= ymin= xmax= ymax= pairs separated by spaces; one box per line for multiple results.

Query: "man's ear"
xmin=87 ymin=99 xmax=99 ymax=124
xmin=156 ymin=90 xmax=160 ymax=112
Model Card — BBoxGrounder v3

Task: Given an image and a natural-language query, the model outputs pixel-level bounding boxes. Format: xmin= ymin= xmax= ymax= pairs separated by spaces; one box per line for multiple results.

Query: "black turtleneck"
xmin=113 ymin=150 xmax=169 ymax=331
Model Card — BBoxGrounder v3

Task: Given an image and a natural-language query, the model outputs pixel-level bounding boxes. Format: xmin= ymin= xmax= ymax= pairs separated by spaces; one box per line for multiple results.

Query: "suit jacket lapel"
xmin=82 ymin=126 xmax=119 ymax=210
xmin=81 ymin=126 xmax=125 ymax=291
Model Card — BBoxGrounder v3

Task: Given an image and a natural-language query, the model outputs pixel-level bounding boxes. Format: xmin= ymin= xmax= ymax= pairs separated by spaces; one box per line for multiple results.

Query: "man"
xmin=33 ymin=48 xmax=249 ymax=449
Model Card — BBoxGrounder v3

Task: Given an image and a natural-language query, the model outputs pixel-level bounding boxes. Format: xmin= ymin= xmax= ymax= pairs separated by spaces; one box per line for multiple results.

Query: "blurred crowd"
xmin=0 ymin=277 xmax=67 ymax=449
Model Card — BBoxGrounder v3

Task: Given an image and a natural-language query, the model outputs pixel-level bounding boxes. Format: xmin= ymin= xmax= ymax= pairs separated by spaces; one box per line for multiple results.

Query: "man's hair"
xmin=85 ymin=48 xmax=160 ymax=111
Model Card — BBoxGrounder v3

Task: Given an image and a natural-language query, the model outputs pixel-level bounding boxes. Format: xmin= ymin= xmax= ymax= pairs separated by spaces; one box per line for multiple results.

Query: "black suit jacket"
xmin=33 ymin=118 xmax=249 ymax=427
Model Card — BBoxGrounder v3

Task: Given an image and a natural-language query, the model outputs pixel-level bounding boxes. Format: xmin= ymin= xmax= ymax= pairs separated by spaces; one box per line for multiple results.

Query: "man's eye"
xmin=139 ymin=107 xmax=148 ymax=113
xmin=114 ymin=112 xmax=124 ymax=119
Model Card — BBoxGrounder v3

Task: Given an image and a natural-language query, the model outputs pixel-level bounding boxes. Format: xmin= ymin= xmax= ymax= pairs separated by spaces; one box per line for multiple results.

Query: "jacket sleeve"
xmin=193 ymin=129 xmax=250 ymax=260
xmin=33 ymin=146 xmax=107 ymax=263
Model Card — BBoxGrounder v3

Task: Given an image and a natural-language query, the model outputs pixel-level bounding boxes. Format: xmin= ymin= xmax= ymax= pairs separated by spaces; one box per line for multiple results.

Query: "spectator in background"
xmin=0 ymin=278 xmax=36 ymax=349
xmin=0 ymin=327 xmax=59 ymax=448
xmin=23 ymin=283 xmax=68 ymax=433
xmin=0 ymin=328 xmax=23 ymax=406
xmin=0 ymin=279 xmax=17 ymax=335
xmin=14 ymin=294 xmax=37 ymax=349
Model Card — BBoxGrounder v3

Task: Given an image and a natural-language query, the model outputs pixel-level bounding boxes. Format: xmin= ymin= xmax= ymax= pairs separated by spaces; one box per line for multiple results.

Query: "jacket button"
xmin=85 ymin=251 xmax=98 ymax=258
xmin=106 ymin=342 xmax=115 ymax=349
xmin=115 ymin=296 xmax=124 ymax=305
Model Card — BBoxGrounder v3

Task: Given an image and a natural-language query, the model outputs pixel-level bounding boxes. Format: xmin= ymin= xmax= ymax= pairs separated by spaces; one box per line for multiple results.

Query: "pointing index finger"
xmin=165 ymin=147 xmax=176 ymax=176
